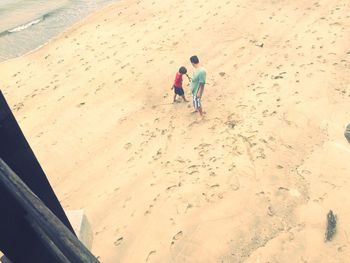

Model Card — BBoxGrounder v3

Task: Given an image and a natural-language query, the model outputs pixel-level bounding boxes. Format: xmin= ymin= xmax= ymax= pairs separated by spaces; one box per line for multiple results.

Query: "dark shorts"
xmin=174 ymin=86 xmax=184 ymax=96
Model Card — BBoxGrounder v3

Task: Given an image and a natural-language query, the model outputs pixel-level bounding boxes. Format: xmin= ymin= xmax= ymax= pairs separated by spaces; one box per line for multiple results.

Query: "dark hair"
xmin=179 ymin=66 xmax=187 ymax=74
xmin=190 ymin=55 xmax=199 ymax=64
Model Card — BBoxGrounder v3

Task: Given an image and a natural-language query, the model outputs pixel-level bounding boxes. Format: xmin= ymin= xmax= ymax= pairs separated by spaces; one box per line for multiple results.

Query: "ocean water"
xmin=0 ymin=0 xmax=119 ymax=62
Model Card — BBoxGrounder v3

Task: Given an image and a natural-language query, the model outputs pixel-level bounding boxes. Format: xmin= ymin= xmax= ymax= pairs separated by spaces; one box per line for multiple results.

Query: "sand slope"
xmin=1 ymin=0 xmax=350 ymax=262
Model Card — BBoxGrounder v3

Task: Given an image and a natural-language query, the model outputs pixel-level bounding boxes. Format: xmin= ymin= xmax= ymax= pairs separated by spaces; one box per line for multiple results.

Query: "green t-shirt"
xmin=191 ymin=67 xmax=206 ymax=96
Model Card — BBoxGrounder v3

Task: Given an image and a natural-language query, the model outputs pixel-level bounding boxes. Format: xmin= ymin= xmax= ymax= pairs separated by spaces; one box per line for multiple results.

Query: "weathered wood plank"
xmin=0 ymin=90 xmax=74 ymax=233
xmin=0 ymin=159 xmax=99 ymax=263
xmin=28 ymin=218 xmax=71 ymax=263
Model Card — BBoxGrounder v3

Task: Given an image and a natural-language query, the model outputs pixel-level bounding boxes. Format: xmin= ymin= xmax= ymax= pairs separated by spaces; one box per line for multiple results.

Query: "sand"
xmin=1 ymin=0 xmax=350 ymax=262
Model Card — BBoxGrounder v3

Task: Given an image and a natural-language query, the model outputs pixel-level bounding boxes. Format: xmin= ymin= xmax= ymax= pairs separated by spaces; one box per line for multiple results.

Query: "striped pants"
xmin=192 ymin=96 xmax=202 ymax=109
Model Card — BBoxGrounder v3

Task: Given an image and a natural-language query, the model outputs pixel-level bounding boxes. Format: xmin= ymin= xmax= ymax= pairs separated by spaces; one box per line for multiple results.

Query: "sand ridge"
xmin=1 ymin=0 xmax=350 ymax=262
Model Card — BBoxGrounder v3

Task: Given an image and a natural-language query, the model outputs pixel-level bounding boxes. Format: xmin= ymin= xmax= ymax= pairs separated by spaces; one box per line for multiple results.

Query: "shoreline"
xmin=0 ymin=0 xmax=120 ymax=66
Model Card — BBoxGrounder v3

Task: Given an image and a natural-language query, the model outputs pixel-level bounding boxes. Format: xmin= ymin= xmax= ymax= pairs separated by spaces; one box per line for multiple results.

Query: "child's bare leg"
xmin=198 ymin=107 xmax=203 ymax=116
xmin=173 ymin=94 xmax=177 ymax=102
xmin=181 ymin=95 xmax=188 ymax=102
xmin=191 ymin=103 xmax=198 ymax=113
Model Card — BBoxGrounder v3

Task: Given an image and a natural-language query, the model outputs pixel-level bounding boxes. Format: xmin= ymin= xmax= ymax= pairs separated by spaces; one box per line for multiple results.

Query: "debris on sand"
xmin=325 ymin=210 xmax=337 ymax=241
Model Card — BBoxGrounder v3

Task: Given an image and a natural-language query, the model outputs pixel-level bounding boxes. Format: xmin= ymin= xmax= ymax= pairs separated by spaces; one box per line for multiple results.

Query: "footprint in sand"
xmin=146 ymin=251 xmax=156 ymax=262
xmin=124 ymin=143 xmax=132 ymax=150
xmin=171 ymin=231 xmax=183 ymax=246
xmin=114 ymin=237 xmax=123 ymax=246
xmin=152 ymin=149 xmax=162 ymax=160
xmin=166 ymin=182 xmax=182 ymax=192
xmin=219 ymin=72 xmax=226 ymax=77
xmin=13 ymin=102 xmax=24 ymax=111
xmin=77 ymin=102 xmax=86 ymax=107
xmin=35 ymin=130 xmax=44 ymax=138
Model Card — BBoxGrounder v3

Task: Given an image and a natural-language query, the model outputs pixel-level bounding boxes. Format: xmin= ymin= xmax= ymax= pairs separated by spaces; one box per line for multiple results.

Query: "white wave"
xmin=8 ymin=17 xmax=43 ymax=33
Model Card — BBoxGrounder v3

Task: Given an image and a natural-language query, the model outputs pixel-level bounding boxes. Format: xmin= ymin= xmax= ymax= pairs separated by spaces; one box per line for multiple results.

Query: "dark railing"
xmin=0 ymin=159 xmax=99 ymax=263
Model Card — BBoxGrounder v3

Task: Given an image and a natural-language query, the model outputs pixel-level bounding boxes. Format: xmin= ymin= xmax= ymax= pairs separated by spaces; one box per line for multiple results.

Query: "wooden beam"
xmin=0 ymin=159 xmax=99 ymax=263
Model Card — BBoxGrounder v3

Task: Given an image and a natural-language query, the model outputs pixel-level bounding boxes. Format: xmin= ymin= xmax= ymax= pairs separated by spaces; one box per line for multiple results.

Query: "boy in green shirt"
xmin=190 ymin=55 xmax=206 ymax=116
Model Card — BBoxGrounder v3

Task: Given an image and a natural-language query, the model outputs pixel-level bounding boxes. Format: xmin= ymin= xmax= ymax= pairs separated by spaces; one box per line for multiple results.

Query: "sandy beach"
xmin=1 ymin=0 xmax=350 ymax=262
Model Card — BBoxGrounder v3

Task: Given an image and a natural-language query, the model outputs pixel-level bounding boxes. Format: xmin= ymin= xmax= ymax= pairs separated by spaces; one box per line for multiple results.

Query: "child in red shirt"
xmin=171 ymin=66 xmax=188 ymax=103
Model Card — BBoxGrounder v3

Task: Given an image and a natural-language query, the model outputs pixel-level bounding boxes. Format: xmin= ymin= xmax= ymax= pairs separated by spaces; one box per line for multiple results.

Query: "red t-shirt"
xmin=173 ymin=72 xmax=183 ymax=88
